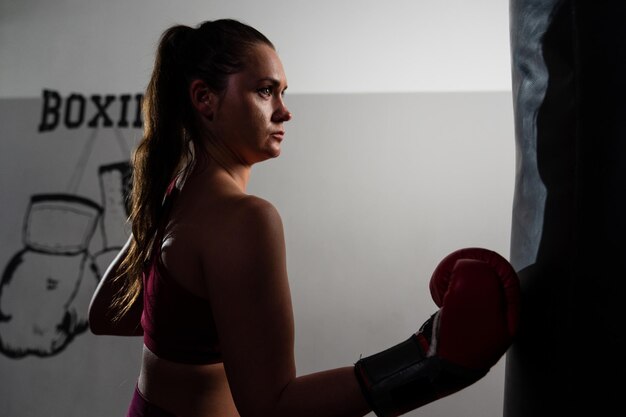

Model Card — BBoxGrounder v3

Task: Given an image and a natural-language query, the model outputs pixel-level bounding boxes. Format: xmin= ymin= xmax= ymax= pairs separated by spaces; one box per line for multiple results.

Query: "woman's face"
xmin=211 ymin=43 xmax=292 ymax=165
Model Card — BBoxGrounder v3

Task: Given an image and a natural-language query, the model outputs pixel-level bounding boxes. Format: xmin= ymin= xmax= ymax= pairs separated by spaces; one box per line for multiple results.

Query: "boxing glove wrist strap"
xmin=354 ymin=315 xmax=487 ymax=417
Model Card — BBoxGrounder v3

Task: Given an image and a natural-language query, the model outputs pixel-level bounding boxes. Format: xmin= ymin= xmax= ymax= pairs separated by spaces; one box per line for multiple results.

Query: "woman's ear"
xmin=189 ymin=79 xmax=216 ymax=121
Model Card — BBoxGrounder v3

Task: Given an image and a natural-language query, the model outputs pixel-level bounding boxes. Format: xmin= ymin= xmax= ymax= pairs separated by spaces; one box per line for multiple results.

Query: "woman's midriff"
xmin=138 ymin=345 xmax=240 ymax=417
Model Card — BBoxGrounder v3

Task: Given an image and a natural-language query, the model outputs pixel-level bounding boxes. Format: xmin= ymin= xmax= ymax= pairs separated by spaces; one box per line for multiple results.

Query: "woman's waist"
xmin=138 ymin=345 xmax=238 ymax=416
xmin=142 ymin=328 xmax=221 ymax=365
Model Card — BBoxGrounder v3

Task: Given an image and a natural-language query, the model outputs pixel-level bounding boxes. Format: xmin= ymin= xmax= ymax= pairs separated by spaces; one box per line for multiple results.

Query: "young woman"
xmin=89 ymin=19 xmax=519 ymax=417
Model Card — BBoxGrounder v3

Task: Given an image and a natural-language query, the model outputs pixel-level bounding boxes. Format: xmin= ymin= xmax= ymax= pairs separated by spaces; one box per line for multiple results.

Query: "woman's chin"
xmin=266 ymin=144 xmax=282 ymax=159
xmin=250 ymin=147 xmax=281 ymax=165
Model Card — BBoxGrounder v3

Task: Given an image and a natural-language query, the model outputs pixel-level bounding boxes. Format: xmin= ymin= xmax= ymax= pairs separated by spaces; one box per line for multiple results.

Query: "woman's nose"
xmin=273 ymin=101 xmax=292 ymax=123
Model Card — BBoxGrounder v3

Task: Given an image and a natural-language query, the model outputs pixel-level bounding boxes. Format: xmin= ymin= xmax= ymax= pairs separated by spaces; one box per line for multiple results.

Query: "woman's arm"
xmin=88 ymin=236 xmax=143 ymax=336
xmin=201 ymin=197 xmax=370 ymax=417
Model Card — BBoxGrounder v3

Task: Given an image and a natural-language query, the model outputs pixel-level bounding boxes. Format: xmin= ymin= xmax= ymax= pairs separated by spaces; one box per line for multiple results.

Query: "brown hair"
xmin=112 ymin=19 xmax=274 ymax=320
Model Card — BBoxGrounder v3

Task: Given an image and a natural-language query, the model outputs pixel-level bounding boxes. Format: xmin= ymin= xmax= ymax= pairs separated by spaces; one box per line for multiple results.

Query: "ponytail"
xmin=111 ymin=25 xmax=194 ymax=320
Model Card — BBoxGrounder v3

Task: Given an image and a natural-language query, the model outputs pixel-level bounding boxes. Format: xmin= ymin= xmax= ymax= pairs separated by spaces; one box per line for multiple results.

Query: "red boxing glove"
xmin=355 ymin=248 xmax=521 ymax=417
xmin=429 ymin=248 xmax=520 ymax=370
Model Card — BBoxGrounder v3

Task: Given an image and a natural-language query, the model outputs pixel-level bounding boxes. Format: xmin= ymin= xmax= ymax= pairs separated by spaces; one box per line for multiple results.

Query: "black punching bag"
xmin=506 ymin=1 xmax=626 ymax=416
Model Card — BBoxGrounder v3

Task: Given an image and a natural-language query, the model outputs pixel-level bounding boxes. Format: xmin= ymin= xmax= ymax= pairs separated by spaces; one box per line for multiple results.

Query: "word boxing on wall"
xmin=38 ymin=89 xmax=144 ymax=132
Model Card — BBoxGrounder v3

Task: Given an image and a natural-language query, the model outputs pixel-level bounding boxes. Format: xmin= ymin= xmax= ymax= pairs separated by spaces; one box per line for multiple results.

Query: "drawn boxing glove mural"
xmin=0 ymin=195 xmax=102 ymax=357
xmin=0 ymin=161 xmax=132 ymax=358
xmin=92 ymin=162 xmax=132 ymax=277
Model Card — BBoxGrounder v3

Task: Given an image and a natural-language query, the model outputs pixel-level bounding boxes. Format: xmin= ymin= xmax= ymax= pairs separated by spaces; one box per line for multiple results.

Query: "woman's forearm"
xmin=88 ymin=236 xmax=143 ymax=336
xmin=271 ymin=367 xmax=371 ymax=417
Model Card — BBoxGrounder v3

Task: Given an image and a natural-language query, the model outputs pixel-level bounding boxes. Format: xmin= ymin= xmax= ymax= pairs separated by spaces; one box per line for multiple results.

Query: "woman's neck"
xmin=196 ymin=139 xmax=251 ymax=193
xmin=190 ymin=153 xmax=251 ymax=194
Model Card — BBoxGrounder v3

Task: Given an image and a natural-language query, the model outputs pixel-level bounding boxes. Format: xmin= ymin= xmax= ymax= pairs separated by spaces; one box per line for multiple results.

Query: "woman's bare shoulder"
xmin=194 ymin=194 xmax=285 ymax=276
xmin=217 ymin=194 xmax=284 ymax=248
xmin=180 ymin=192 xmax=282 ymax=247
xmin=231 ymin=194 xmax=281 ymax=223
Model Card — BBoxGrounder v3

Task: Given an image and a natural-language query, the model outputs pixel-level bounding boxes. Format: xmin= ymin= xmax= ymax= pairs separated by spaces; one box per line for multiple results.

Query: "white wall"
xmin=0 ymin=0 xmax=511 ymax=97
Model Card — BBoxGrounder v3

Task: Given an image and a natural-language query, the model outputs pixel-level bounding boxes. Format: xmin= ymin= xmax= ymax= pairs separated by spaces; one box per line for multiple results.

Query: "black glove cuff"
xmin=354 ymin=331 xmax=487 ymax=417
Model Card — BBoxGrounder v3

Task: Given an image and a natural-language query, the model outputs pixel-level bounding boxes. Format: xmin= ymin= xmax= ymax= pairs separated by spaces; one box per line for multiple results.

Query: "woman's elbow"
xmin=88 ymin=303 xmax=143 ymax=336
xmin=88 ymin=305 xmax=109 ymax=335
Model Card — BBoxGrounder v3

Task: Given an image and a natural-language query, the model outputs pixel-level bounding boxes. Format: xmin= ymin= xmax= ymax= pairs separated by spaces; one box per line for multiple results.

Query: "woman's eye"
xmin=258 ymin=87 xmax=272 ymax=97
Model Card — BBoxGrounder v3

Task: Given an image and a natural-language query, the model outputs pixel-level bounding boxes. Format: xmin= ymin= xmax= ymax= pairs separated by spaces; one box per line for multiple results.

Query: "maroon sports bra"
xmin=141 ymin=185 xmax=222 ymax=365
